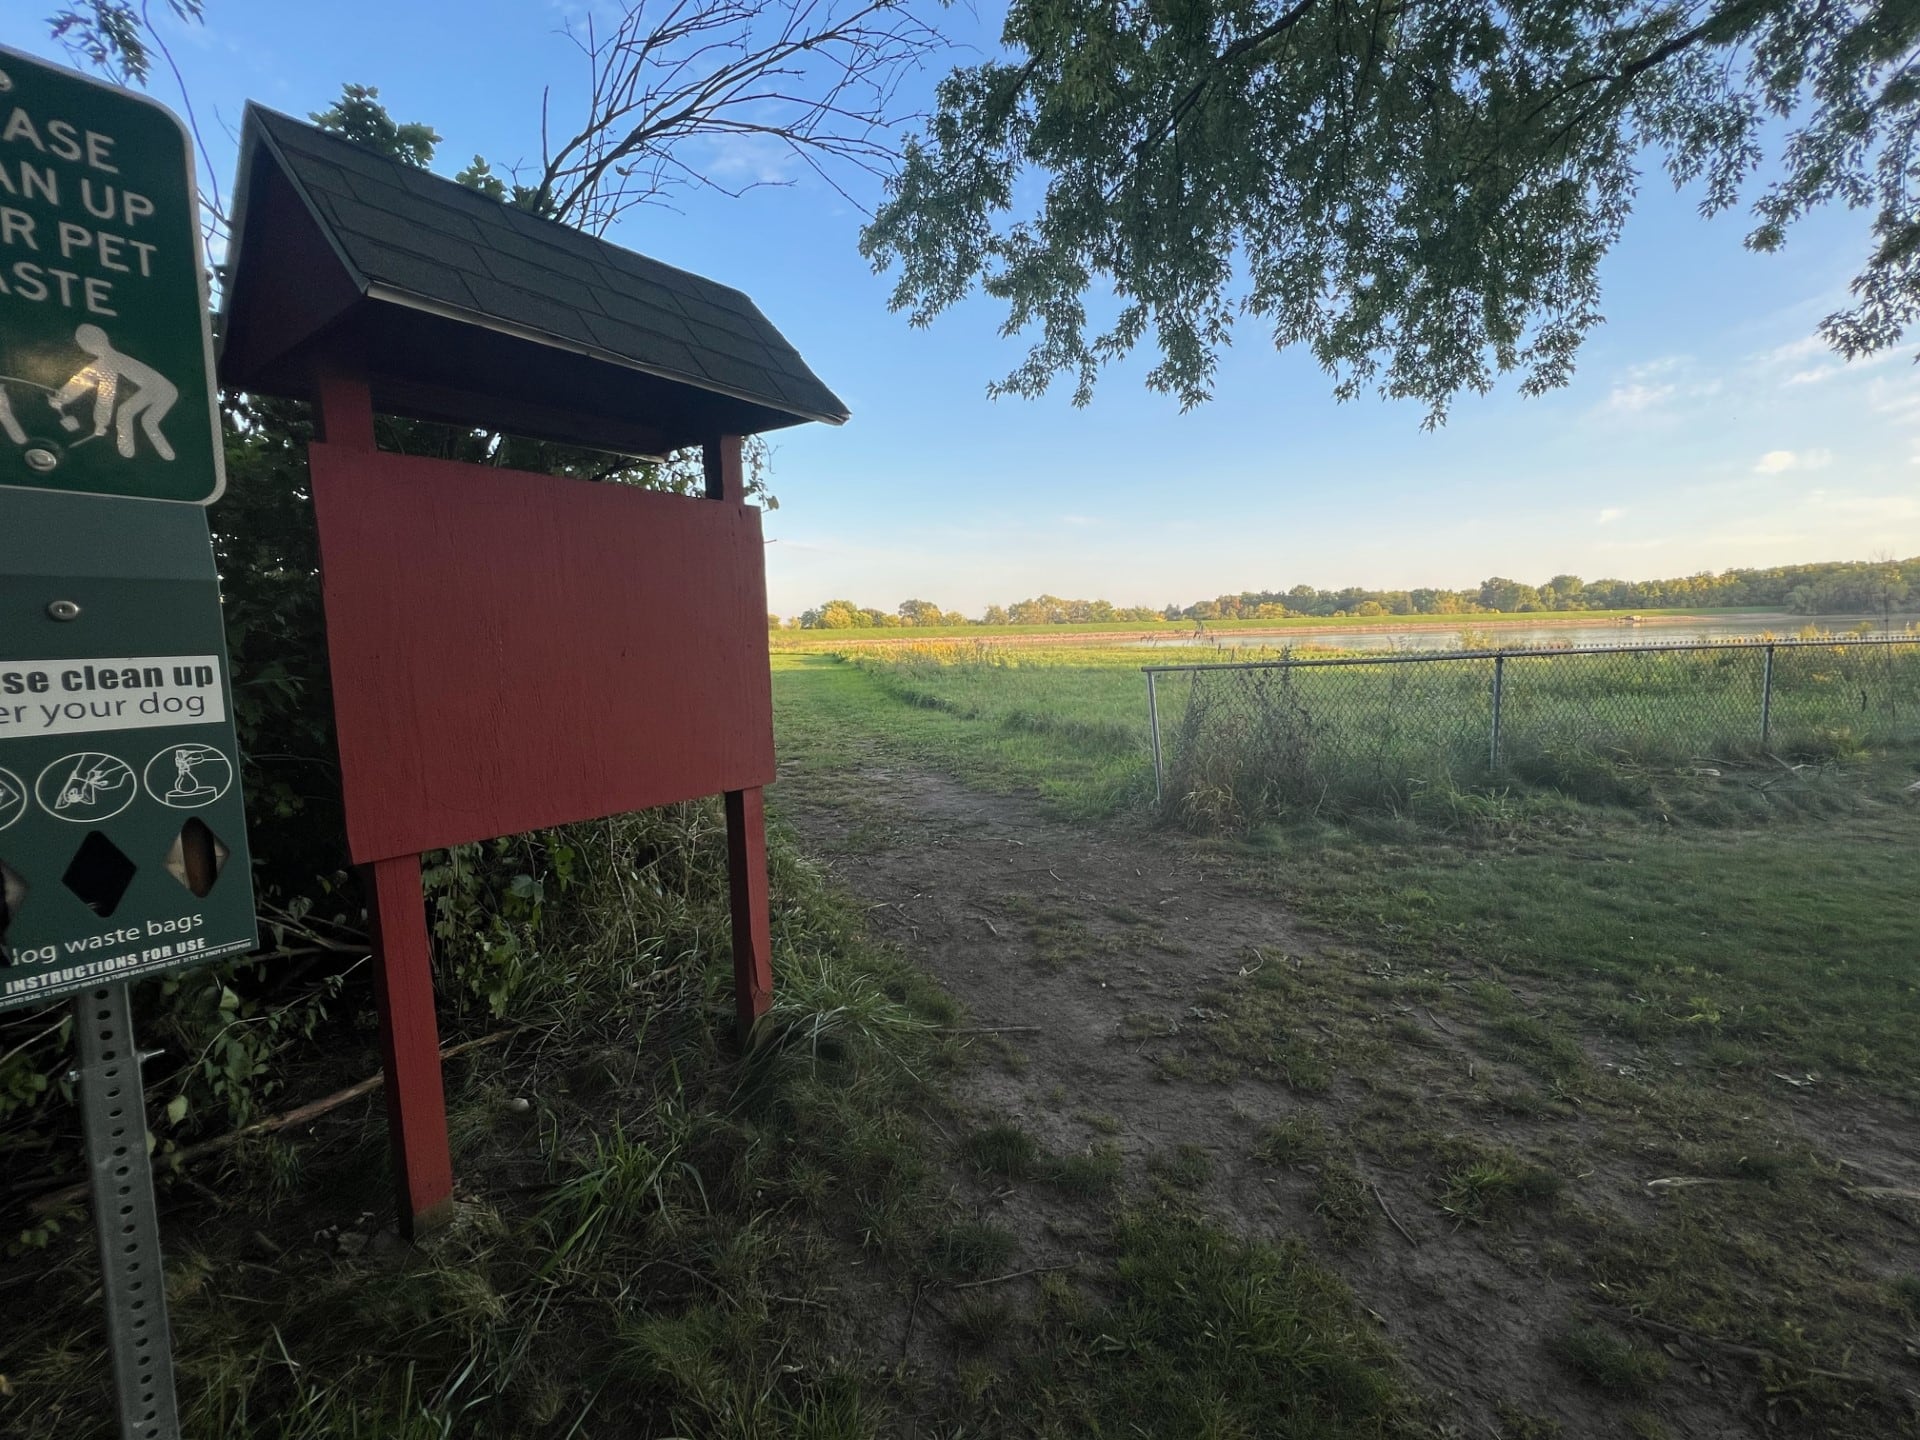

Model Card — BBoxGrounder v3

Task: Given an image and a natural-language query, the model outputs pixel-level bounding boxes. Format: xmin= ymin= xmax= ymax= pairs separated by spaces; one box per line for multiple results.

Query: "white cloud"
xmin=1606 ymin=382 xmax=1675 ymax=414
xmin=1869 ymin=376 xmax=1920 ymax=427
xmin=1597 ymin=507 xmax=1625 ymax=524
xmin=1759 ymin=334 xmax=1906 ymax=388
xmin=1753 ymin=449 xmax=1832 ymax=474
xmin=1759 ymin=336 xmax=1827 ymax=367
xmin=700 ymin=132 xmax=803 ymax=186
xmin=1596 ymin=355 xmax=1720 ymax=418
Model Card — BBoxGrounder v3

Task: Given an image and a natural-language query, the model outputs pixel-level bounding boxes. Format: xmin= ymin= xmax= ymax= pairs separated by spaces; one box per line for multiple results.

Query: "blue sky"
xmin=7 ymin=1 xmax=1916 ymax=616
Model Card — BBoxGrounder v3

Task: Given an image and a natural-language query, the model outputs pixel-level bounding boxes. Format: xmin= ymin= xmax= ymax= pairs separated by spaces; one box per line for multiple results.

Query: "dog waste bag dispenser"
xmin=0 ymin=488 xmax=256 ymax=1001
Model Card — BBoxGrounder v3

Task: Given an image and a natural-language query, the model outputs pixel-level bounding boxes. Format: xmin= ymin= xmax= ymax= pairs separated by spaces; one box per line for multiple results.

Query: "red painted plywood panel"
xmin=309 ymin=444 xmax=775 ymax=863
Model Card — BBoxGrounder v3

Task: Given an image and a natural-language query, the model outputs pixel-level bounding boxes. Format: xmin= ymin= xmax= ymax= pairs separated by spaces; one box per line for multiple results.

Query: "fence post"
xmin=1489 ymin=654 xmax=1505 ymax=769
xmin=1760 ymin=644 xmax=1774 ymax=747
xmin=1146 ymin=670 xmax=1164 ymax=806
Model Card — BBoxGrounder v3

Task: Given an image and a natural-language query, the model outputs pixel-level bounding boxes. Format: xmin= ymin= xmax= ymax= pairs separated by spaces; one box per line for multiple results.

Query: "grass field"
xmin=791 ymin=636 xmax=1920 ymax=827
xmin=771 ymin=647 xmax=1920 ymax=1436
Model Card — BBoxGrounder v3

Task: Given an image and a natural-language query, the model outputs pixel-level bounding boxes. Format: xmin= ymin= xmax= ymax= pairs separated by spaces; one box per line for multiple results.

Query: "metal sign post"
xmin=74 ymin=983 xmax=181 ymax=1440
xmin=0 ymin=46 xmax=245 ymax=1440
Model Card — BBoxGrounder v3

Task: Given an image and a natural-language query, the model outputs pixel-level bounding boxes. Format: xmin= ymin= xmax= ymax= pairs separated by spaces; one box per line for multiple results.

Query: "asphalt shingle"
xmin=246 ymin=106 xmax=848 ymax=426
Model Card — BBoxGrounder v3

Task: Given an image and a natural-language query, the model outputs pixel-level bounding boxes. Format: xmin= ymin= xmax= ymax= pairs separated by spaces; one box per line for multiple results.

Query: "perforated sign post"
xmin=0 ymin=47 xmax=247 ymax=1440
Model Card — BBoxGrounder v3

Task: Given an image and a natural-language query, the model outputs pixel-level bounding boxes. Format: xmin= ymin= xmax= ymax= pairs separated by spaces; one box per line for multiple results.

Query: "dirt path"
xmin=773 ymin=748 xmax=1838 ymax=1439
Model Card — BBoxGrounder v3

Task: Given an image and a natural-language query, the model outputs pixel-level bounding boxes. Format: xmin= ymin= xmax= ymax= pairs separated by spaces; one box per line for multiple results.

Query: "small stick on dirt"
xmin=1645 ymin=1176 xmax=1729 ymax=1192
xmin=899 ymin=1283 xmax=923 ymax=1361
xmin=979 ymin=916 xmax=1001 ymax=937
xmin=1371 ymin=1182 xmax=1418 ymax=1247
xmin=949 ymin=1262 xmax=1072 ymax=1291
xmin=1604 ymin=1309 xmax=1865 ymax=1385
xmin=1422 ymin=1006 xmax=1454 ymax=1035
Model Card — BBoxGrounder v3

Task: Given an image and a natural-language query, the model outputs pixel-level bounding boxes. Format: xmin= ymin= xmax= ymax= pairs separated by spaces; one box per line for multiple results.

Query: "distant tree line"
xmin=786 ymin=556 xmax=1918 ymax=628
xmin=793 ymin=595 xmax=1165 ymax=628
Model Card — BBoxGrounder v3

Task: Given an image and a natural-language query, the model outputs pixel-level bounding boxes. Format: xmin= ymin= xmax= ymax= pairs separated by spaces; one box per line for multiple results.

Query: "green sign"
xmin=0 ymin=45 xmax=223 ymax=505
xmin=0 ymin=489 xmax=255 ymax=1010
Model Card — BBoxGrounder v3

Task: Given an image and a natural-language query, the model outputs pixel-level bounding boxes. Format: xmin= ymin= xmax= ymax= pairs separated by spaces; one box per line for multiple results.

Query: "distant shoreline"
xmin=770 ymin=607 xmax=1873 ymax=650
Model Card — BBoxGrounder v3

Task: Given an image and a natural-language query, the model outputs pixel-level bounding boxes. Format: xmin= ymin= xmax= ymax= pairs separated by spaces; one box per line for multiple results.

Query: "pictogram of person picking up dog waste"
xmin=0 ymin=322 xmax=179 ymax=462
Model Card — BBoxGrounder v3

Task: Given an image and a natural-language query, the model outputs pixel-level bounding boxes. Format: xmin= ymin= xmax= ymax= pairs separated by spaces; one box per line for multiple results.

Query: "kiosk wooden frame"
xmin=219 ymin=106 xmax=847 ymax=1236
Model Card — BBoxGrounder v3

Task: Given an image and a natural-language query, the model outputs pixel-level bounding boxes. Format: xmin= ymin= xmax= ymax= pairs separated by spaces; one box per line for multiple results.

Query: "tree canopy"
xmin=861 ymin=0 xmax=1920 ymax=422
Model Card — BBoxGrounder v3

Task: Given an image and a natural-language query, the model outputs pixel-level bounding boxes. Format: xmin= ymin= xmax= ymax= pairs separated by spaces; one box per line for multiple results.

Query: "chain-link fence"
xmin=1145 ymin=638 xmax=1920 ymax=824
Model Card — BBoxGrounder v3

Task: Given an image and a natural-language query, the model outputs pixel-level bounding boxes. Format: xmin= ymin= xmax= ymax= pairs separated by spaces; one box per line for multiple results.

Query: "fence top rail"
xmin=1140 ymin=633 xmax=1920 ymax=675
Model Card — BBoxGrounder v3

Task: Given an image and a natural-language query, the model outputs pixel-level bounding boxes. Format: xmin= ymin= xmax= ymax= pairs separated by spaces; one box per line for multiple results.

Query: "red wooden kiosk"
xmin=217 ymin=107 xmax=847 ymax=1236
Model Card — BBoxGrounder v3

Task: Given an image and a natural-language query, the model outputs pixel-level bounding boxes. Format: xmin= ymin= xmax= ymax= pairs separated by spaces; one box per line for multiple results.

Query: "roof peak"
xmin=220 ymin=103 xmax=848 ymax=449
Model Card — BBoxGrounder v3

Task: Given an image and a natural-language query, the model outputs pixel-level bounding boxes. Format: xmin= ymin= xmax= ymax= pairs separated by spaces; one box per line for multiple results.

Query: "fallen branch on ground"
xmin=1371 ymin=1181 xmax=1418 ymax=1247
xmin=28 ymin=1029 xmax=521 ymax=1216
xmin=949 ymin=1262 xmax=1073 ymax=1291
xmin=1604 ymin=1308 xmax=1866 ymax=1385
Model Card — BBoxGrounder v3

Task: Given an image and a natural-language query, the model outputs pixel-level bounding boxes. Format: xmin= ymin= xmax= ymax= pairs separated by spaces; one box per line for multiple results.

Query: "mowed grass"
xmin=1273 ymin=808 xmax=1920 ymax=1091
xmin=772 ymin=650 xmax=1166 ymax=816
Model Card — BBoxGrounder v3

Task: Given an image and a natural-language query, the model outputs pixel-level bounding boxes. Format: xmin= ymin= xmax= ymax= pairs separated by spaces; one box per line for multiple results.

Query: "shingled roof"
xmin=219 ymin=105 xmax=847 ymax=455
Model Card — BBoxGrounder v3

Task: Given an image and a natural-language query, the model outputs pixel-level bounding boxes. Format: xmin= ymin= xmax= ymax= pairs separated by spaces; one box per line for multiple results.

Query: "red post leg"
xmin=308 ymin=359 xmax=376 ymax=451
xmin=364 ymin=854 xmax=455 ymax=1237
xmin=724 ymin=787 xmax=774 ymax=1043
xmin=702 ymin=433 xmax=745 ymax=503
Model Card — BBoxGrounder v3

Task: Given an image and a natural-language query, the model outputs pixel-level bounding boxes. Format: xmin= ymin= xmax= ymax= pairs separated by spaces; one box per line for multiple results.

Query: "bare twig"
xmin=949 ymin=1262 xmax=1072 ymax=1291
xmin=1371 ymin=1181 xmax=1418 ymax=1246
xmin=28 ymin=1029 xmax=521 ymax=1216
xmin=1603 ymin=1308 xmax=1867 ymax=1385
xmin=899 ymin=1281 xmax=923 ymax=1360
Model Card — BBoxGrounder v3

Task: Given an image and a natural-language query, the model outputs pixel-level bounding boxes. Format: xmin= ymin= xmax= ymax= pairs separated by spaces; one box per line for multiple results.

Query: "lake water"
xmin=1134 ymin=613 xmax=1904 ymax=653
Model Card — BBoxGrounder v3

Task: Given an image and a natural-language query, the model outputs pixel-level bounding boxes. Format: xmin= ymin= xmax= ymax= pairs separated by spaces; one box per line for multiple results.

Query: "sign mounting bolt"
xmin=23 ymin=447 xmax=58 ymax=472
xmin=47 ymin=600 xmax=82 ymax=622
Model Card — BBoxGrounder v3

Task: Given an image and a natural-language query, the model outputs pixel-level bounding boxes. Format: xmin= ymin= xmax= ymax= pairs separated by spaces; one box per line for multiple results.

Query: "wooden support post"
xmin=309 ymin=363 xmax=453 ymax=1237
xmin=363 ymin=854 xmax=455 ymax=1237
xmin=702 ymin=434 xmax=745 ymax=503
xmin=724 ymin=787 xmax=774 ymax=1044
xmin=308 ymin=360 xmax=375 ymax=451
